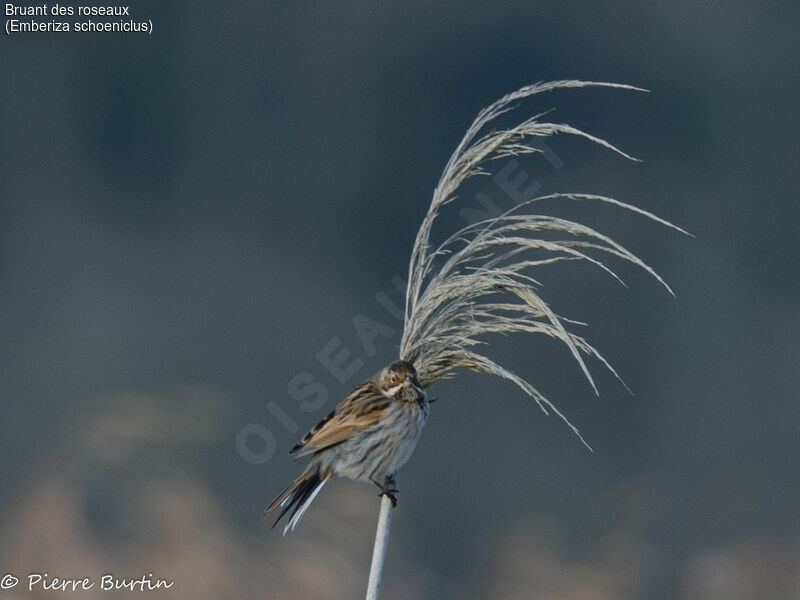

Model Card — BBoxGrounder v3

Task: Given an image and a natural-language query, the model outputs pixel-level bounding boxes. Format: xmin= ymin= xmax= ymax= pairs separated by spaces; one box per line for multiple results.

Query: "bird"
xmin=264 ymin=360 xmax=428 ymax=534
xmin=264 ymin=80 xmax=686 ymax=534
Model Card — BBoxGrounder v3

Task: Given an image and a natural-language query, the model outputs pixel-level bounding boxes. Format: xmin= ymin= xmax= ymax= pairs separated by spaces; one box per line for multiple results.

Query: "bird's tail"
xmin=264 ymin=465 xmax=329 ymax=535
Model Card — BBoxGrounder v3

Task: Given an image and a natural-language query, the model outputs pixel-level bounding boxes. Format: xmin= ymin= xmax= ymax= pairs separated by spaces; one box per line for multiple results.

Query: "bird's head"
xmin=378 ymin=360 xmax=425 ymax=404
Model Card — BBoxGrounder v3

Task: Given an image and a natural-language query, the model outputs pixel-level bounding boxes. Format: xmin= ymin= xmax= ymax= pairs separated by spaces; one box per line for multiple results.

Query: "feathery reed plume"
xmin=400 ymin=80 xmax=687 ymax=447
xmin=266 ymin=80 xmax=686 ymax=600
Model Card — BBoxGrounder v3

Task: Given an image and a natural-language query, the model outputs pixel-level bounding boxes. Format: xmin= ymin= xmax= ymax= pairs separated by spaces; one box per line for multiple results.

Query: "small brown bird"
xmin=265 ymin=360 xmax=429 ymax=534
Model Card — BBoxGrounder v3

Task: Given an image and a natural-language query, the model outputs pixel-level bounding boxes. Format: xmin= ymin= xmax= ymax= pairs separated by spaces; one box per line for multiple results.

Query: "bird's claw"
xmin=378 ymin=489 xmax=398 ymax=507
xmin=373 ymin=480 xmax=399 ymax=507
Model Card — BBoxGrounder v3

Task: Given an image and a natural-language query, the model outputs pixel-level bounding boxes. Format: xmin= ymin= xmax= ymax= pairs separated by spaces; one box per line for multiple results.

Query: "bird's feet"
xmin=373 ymin=476 xmax=399 ymax=507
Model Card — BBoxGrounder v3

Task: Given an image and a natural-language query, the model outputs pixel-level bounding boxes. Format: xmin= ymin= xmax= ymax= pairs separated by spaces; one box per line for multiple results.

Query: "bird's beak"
xmin=403 ymin=376 xmax=425 ymax=402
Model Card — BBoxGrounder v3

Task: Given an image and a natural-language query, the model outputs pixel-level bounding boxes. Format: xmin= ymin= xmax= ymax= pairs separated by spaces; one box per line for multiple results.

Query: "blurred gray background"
xmin=2 ymin=1 xmax=799 ymax=598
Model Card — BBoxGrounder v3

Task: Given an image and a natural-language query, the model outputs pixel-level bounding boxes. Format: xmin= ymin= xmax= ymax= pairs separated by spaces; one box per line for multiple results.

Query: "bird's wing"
xmin=289 ymin=381 xmax=389 ymax=457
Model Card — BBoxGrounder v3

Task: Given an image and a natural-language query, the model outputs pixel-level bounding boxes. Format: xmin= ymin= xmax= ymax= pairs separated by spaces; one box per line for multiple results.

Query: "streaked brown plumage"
xmin=265 ymin=360 xmax=428 ymax=534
